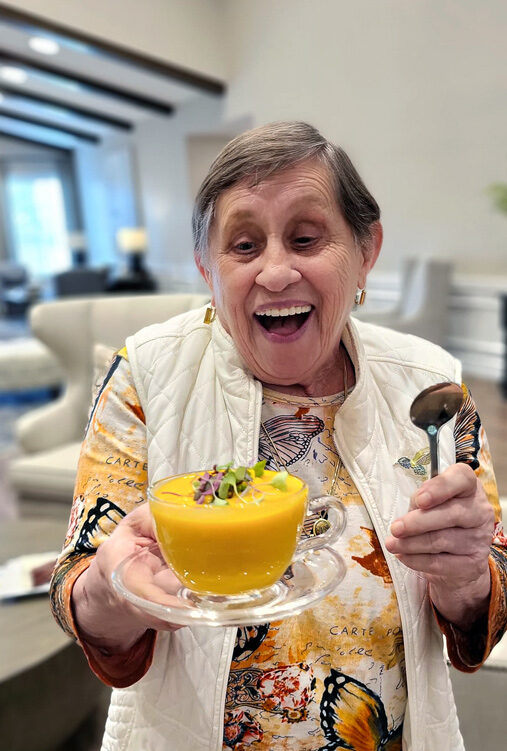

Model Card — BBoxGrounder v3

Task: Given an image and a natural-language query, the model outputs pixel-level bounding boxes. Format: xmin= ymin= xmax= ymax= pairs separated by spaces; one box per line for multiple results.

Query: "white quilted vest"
xmin=100 ymin=307 xmax=465 ymax=751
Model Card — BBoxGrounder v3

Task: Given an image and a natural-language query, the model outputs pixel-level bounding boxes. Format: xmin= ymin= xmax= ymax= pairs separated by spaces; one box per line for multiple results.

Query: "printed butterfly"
xmin=319 ymin=669 xmax=402 ymax=751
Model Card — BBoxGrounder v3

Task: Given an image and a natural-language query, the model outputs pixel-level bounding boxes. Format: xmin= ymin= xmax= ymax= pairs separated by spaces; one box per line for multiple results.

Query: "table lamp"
xmin=110 ymin=227 xmax=156 ymax=292
xmin=67 ymin=231 xmax=88 ymax=267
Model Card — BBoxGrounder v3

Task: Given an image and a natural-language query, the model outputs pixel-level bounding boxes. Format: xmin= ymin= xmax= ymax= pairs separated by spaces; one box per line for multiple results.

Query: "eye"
xmin=292 ymin=234 xmax=318 ymax=249
xmin=235 ymin=240 xmax=256 ymax=252
xmin=294 ymin=235 xmax=314 ymax=245
xmin=289 ymin=220 xmax=323 ymax=249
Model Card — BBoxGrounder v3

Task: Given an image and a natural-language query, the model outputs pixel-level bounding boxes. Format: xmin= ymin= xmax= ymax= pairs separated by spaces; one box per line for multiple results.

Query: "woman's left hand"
xmin=385 ymin=463 xmax=496 ymax=629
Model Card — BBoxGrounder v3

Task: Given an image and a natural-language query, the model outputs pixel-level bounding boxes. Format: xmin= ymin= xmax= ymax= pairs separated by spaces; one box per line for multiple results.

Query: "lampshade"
xmin=67 ymin=231 xmax=87 ymax=249
xmin=116 ymin=227 xmax=148 ymax=254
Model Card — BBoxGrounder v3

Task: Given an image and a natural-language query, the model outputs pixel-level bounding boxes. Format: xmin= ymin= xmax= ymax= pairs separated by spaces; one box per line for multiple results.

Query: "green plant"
xmin=487 ymin=183 xmax=507 ymax=215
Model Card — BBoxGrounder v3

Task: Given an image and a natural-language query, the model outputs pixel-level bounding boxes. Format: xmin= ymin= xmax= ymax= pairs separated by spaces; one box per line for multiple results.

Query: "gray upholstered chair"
xmin=7 ymin=293 xmax=209 ymax=517
xmin=53 ymin=267 xmax=110 ymax=297
xmin=353 ymin=258 xmax=452 ymax=346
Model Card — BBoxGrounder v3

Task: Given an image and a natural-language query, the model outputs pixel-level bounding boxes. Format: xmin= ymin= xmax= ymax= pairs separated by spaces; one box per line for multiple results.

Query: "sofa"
xmin=7 ymin=293 xmax=210 ymax=518
xmin=0 ymin=337 xmax=63 ymax=393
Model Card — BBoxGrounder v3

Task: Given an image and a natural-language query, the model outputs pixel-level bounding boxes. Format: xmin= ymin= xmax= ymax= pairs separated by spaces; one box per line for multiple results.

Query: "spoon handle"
xmin=427 ymin=427 xmax=440 ymax=478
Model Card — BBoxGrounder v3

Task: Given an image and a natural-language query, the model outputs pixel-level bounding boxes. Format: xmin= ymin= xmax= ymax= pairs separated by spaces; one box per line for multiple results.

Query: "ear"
xmin=194 ymin=251 xmax=215 ymax=304
xmin=357 ymin=221 xmax=383 ymax=289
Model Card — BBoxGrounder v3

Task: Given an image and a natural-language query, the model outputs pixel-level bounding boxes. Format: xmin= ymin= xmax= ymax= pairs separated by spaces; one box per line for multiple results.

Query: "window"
xmin=0 ymin=156 xmax=78 ymax=278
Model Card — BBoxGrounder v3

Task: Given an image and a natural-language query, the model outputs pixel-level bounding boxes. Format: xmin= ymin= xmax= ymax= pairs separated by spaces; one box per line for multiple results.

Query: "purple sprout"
xmin=193 ymin=470 xmax=226 ymax=503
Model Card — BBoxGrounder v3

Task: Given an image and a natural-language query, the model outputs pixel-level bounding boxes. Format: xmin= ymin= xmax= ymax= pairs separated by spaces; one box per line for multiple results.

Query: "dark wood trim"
xmin=0 ymin=52 xmax=174 ymax=114
xmin=0 ymin=127 xmax=70 ymax=151
xmin=0 ymin=84 xmax=133 ymax=130
xmin=0 ymin=111 xmax=100 ymax=143
xmin=0 ymin=3 xmax=226 ymax=96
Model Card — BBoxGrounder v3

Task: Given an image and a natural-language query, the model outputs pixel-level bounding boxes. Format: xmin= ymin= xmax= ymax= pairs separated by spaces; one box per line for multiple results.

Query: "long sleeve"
xmin=435 ymin=383 xmax=507 ymax=671
xmin=49 ymin=348 xmax=156 ymax=686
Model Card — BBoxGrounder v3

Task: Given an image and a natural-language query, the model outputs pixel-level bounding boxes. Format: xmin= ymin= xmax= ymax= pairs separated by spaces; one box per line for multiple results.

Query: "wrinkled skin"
xmin=385 ymin=463 xmax=495 ymax=628
xmin=72 ymin=504 xmax=182 ymax=653
xmin=196 ymin=159 xmax=382 ymax=396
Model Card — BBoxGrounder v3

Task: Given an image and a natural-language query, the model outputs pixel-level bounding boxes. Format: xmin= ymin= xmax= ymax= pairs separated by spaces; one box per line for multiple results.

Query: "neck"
xmin=262 ymin=343 xmax=355 ymax=398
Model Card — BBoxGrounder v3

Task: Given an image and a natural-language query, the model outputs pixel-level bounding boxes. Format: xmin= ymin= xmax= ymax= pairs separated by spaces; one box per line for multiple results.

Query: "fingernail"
xmin=416 ymin=491 xmax=431 ymax=507
xmin=390 ymin=520 xmax=404 ymax=536
xmin=385 ymin=535 xmax=397 ymax=551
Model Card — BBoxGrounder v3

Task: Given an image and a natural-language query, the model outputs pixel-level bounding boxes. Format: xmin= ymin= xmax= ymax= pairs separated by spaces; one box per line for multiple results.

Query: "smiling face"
xmin=197 ymin=160 xmax=382 ymax=396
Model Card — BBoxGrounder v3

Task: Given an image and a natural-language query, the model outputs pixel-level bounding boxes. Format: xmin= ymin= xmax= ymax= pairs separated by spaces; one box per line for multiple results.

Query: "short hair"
xmin=192 ymin=121 xmax=380 ymax=265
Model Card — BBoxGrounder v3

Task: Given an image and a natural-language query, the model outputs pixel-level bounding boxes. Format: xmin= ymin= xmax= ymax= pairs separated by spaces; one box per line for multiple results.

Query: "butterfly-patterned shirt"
xmin=49 ymin=352 xmax=507 ymax=750
xmin=224 ymin=388 xmax=407 ymax=750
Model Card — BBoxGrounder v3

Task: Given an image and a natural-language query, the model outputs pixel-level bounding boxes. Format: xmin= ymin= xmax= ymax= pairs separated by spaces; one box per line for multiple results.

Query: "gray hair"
xmin=192 ymin=121 xmax=380 ymax=265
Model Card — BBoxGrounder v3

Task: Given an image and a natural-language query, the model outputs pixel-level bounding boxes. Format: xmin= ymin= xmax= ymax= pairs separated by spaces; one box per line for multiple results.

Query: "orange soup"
xmin=149 ymin=468 xmax=307 ymax=595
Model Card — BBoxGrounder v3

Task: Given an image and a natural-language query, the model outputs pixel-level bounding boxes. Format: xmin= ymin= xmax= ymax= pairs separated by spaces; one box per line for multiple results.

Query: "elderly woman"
xmin=50 ymin=122 xmax=506 ymax=751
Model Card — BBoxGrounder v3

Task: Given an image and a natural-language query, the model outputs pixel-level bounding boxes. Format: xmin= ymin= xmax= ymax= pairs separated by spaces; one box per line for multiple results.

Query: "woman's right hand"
xmin=71 ymin=503 xmax=182 ymax=654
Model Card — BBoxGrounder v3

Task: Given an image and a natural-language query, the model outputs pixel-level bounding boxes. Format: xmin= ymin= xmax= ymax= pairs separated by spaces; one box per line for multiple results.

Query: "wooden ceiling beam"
xmin=0 ymin=51 xmax=175 ymax=115
xmin=0 ymin=127 xmax=70 ymax=151
xmin=0 ymin=85 xmax=134 ymax=130
xmin=0 ymin=111 xmax=100 ymax=143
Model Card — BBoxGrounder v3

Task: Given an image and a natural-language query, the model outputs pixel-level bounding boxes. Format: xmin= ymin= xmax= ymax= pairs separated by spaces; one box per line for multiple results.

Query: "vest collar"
xmin=209 ymin=315 xmax=376 ymax=464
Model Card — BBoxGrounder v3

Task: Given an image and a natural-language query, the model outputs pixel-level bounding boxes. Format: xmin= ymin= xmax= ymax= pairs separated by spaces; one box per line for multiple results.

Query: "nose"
xmin=255 ymin=241 xmax=302 ymax=292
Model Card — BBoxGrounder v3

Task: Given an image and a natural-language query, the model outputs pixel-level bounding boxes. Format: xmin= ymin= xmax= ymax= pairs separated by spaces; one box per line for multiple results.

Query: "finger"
xmin=121 ymin=598 xmax=182 ymax=633
xmin=385 ymin=524 xmax=492 ymax=556
xmin=116 ymin=571 xmax=183 ymax=632
xmin=97 ymin=512 xmax=158 ymax=576
xmin=131 ymin=578 xmax=185 ymax=633
xmin=120 ymin=502 xmax=156 ymax=540
xmin=153 ymin=568 xmax=182 ymax=594
xmin=133 ymin=580 xmax=183 ymax=611
xmin=391 ymin=498 xmax=489 ymax=537
xmin=393 ymin=552 xmax=488 ymax=580
xmin=111 ymin=540 xmax=184 ymax=631
xmin=411 ymin=463 xmax=478 ymax=510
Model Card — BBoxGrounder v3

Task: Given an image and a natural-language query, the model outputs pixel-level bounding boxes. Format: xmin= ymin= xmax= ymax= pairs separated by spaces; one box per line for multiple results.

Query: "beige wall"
xmin=221 ymin=0 xmax=507 ymax=275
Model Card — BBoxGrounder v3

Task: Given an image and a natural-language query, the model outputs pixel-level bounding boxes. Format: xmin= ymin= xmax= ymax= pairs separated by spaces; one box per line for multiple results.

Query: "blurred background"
xmin=0 ymin=0 xmax=505 ymax=376
xmin=0 ymin=2 xmax=506 ymax=750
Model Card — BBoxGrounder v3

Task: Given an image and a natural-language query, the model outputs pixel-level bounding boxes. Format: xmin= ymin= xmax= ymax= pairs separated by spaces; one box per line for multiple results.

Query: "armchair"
xmin=7 ymin=293 xmax=210 ymax=517
xmin=354 ymin=258 xmax=452 ymax=346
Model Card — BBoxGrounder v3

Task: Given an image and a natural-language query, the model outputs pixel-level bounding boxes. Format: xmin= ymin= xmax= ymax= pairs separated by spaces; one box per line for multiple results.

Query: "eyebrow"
xmin=220 ymin=195 xmax=331 ymax=228
xmin=221 ymin=209 xmax=256 ymax=225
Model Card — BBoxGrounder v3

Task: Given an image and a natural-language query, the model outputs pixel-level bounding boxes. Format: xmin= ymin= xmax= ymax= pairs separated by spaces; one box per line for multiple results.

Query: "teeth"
xmin=256 ymin=305 xmax=312 ymax=317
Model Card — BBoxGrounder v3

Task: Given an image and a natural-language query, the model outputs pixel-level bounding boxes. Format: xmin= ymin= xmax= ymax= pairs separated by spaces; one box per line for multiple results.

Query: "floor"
xmin=55 ymin=693 xmax=111 ymax=751
xmin=0 ymin=315 xmax=29 ymax=340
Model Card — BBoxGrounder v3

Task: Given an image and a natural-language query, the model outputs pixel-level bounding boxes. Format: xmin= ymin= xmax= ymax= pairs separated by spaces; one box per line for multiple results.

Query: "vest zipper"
xmin=332 ymin=431 xmax=422 ymax=751
xmin=211 ymin=384 xmax=263 ymax=749
xmin=210 ymin=628 xmax=237 ymax=750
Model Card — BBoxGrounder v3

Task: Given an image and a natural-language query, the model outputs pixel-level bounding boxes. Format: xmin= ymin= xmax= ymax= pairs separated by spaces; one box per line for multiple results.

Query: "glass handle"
xmin=295 ymin=495 xmax=346 ymax=555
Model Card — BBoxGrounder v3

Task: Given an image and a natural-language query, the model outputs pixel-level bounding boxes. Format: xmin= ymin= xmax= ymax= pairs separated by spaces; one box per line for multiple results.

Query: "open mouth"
xmin=254 ymin=305 xmax=313 ymax=335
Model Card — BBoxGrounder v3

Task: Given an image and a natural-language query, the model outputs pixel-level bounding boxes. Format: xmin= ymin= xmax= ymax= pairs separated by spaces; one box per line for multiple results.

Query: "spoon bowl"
xmin=410 ymin=382 xmax=464 ymax=477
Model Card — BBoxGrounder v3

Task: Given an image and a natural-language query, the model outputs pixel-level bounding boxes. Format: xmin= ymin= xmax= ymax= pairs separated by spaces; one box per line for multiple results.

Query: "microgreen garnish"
xmin=253 ymin=459 xmax=267 ymax=477
xmin=270 ymin=470 xmax=288 ymax=492
xmin=192 ymin=461 xmax=267 ymax=506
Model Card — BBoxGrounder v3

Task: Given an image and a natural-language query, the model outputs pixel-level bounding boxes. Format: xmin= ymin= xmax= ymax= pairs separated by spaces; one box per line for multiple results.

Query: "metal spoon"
xmin=409 ymin=382 xmax=464 ymax=477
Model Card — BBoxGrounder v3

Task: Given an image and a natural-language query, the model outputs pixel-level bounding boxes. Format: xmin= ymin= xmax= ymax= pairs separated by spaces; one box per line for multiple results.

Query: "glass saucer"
xmin=112 ymin=543 xmax=346 ymax=627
